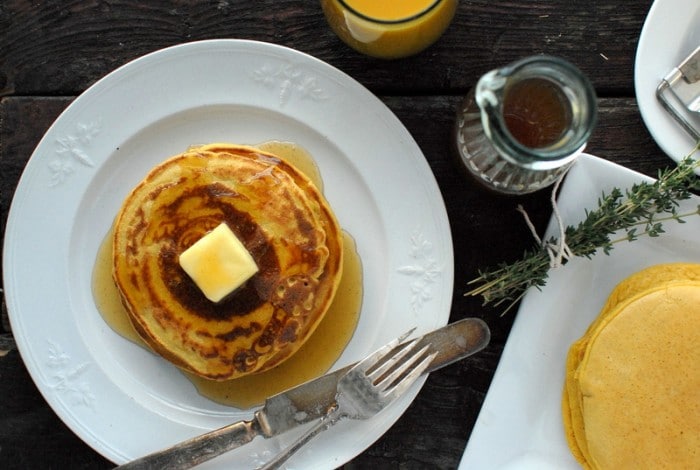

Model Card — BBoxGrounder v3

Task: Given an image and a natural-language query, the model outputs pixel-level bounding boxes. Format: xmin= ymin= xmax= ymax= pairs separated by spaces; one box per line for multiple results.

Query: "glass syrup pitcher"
xmin=455 ymin=56 xmax=597 ymax=195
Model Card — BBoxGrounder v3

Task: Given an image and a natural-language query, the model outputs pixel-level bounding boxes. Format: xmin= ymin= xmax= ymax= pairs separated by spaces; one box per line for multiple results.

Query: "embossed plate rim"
xmin=2 ymin=40 xmax=453 ymax=469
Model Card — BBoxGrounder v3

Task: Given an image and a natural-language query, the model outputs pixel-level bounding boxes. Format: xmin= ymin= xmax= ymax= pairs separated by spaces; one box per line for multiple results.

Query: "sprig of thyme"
xmin=466 ymin=155 xmax=700 ymax=314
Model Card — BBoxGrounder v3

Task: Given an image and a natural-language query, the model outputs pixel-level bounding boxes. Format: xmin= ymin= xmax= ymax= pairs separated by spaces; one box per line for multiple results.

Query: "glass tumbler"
xmin=320 ymin=0 xmax=457 ymax=59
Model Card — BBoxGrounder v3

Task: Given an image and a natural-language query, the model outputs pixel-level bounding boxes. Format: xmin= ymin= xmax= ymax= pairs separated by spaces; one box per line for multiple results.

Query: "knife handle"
xmin=115 ymin=418 xmax=260 ymax=469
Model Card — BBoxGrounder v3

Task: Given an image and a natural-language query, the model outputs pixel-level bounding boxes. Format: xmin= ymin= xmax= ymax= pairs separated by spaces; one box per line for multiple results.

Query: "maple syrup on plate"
xmin=92 ymin=141 xmax=363 ymax=408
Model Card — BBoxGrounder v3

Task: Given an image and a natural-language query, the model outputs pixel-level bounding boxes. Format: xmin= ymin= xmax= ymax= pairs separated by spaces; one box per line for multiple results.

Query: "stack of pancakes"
xmin=112 ymin=143 xmax=343 ymax=381
xmin=563 ymin=263 xmax=700 ymax=469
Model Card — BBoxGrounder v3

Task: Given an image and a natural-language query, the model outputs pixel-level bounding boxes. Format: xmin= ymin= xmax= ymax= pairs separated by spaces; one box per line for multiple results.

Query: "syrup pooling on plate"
xmin=112 ymin=142 xmax=345 ymax=380
xmin=92 ymin=141 xmax=363 ymax=408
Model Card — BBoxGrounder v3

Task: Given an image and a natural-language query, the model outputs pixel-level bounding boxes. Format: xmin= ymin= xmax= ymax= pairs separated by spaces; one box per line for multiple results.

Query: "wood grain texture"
xmin=0 ymin=0 xmax=677 ymax=468
xmin=1 ymin=0 xmax=652 ymax=96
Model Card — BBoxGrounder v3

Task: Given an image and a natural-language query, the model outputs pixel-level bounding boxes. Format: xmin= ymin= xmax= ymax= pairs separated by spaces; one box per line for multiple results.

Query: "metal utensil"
xmin=257 ymin=331 xmax=437 ymax=470
xmin=656 ymin=45 xmax=700 ymax=140
xmin=116 ymin=317 xmax=490 ymax=469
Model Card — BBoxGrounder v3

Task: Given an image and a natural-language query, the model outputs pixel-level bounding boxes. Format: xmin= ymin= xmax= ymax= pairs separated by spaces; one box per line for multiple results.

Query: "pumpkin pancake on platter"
xmin=563 ymin=263 xmax=700 ymax=469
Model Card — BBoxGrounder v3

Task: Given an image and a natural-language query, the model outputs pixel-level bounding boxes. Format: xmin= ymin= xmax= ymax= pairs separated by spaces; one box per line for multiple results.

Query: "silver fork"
xmin=256 ymin=331 xmax=437 ymax=470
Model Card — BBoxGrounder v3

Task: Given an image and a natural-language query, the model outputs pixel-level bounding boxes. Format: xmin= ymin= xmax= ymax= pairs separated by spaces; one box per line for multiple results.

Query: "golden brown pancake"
xmin=563 ymin=263 xmax=700 ymax=469
xmin=112 ymin=143 xmax=343 ymax=380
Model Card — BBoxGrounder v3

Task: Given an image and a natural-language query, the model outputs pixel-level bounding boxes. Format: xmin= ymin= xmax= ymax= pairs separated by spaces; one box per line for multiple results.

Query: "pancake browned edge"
xmin=112 ymin=143 xmax=344 ymax=381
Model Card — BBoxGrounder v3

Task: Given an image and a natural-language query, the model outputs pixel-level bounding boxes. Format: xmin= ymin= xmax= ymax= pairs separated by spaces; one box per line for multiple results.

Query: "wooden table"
xmin=0 ymin=1 xmax=676 ymax=468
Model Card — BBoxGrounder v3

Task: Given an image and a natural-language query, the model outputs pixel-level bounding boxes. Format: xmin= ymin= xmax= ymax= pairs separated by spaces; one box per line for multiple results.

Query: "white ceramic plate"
xmin=459 ymin=153 xmax=700 ymax=469
xmin=635 ymin=0 xmax=700 ymax=162
xmin=3 ymin=40 xmax=453 ymax=469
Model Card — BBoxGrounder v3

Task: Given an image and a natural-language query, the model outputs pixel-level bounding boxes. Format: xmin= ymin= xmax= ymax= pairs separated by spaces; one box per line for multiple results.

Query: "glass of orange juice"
xmin=320 ymin=0 xmax=457 ymax=59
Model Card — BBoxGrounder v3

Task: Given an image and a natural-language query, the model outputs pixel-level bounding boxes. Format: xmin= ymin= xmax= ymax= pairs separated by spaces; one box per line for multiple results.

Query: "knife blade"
xmin=117 ymin=317 xmax=490 ymax=469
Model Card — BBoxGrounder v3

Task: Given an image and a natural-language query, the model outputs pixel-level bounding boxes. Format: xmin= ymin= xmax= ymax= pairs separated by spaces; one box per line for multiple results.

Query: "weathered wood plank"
xmin=0 ymin=0 xmax=653 ymax=96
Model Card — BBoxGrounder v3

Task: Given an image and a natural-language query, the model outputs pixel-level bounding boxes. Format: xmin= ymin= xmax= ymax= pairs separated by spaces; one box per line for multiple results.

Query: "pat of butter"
xmin=179 ymin=222 xmax=259 ymax=302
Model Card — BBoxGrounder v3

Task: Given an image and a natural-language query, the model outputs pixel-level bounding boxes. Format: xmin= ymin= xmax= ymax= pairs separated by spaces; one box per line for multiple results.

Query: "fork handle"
xmin=257 ymin=405 xmax=341 ymax=470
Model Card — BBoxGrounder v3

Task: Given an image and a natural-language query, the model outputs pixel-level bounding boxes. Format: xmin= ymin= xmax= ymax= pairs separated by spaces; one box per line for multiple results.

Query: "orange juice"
xmin=320 ymin=0 xmax=457 ymax=59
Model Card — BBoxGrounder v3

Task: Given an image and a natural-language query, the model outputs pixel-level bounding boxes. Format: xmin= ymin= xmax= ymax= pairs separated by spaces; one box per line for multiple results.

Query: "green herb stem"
xmin=466 ymin=155 xmax=700 ymax=313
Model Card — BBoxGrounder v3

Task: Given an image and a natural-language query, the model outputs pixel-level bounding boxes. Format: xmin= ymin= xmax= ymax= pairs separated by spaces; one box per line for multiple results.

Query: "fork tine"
xmin=254 ymin=333 xmax=433 ymax=470
xmin=380 ymin=350 xmax=437 ymax=398
xmin=366 ymin=338 xmax=421 ymax=379
xmin=355 ymin=328 xmax=416 ymax=374
xmin=373 ymin=344 xmax=432 ymax=389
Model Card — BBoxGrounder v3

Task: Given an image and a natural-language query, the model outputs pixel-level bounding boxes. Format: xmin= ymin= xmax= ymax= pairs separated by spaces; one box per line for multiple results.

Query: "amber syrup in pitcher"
xmin=455 ymin=56 xmax=597 ymax=195
xmin=502 ymin=77 xmax=571 ymax=149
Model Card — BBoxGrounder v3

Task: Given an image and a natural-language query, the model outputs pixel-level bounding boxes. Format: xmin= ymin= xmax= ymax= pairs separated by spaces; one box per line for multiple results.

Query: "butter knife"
xmin=117 ymin=317 xmax=490 ymax=469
